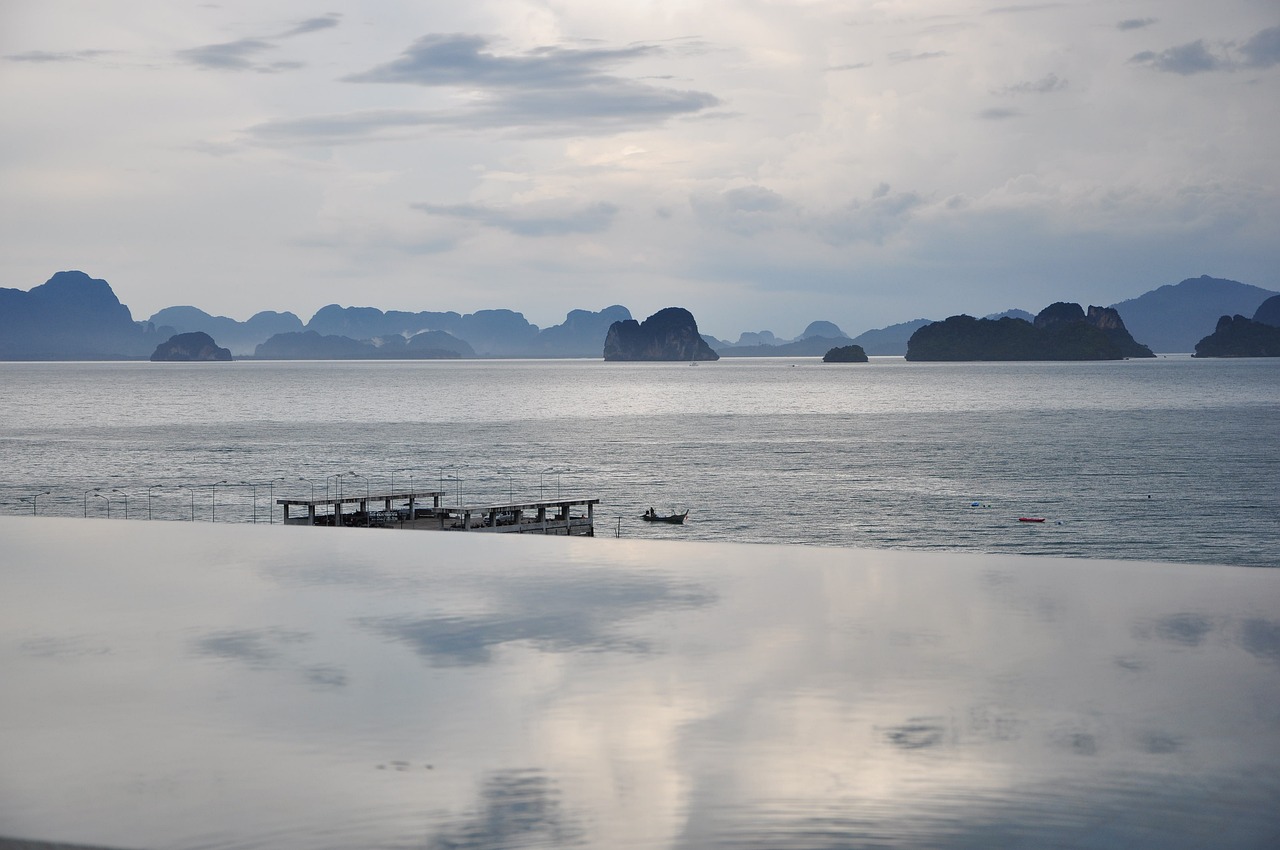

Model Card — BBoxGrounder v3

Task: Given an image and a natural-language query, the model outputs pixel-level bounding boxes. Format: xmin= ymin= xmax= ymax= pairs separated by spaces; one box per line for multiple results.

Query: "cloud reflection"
xmin=1240 ymin=618 xmax=1280 ymax=664
xmin=361 ymin=574 xmax=715 ymax=666
xmin=427 ymin=768 xmax=585 ymax=849
xmin=190 ymin=627 xmax=311 ymax=667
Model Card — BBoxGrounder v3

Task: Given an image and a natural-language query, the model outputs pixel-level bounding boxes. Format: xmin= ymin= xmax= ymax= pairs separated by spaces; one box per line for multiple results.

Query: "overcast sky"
xmin=2 ymin=1 xmax=1277 ymax=338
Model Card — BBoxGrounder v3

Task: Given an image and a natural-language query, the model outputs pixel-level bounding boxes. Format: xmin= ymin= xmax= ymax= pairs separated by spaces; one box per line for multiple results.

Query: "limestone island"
xmin=150 ymin=331 xmax=232 ymax=362
xmin=905 ymin=303 xmax=1154 ymax=361
xmin=603 ymin=307 xmax=719 ymax=361
xmin=1193 ymin=315 xmax=1280 ymax=357
xmin=822 ymin=344 xmax=869 ymax=363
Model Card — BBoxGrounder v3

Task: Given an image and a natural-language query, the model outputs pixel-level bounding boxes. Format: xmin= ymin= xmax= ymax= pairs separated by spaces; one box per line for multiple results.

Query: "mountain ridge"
xmin=3 ymin=270 xmax=1276 ymax=360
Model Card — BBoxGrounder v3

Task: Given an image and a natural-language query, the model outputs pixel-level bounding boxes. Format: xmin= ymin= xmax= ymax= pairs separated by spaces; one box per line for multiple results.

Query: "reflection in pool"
xmin=1 ymin=518 xmax=1277 ymax=849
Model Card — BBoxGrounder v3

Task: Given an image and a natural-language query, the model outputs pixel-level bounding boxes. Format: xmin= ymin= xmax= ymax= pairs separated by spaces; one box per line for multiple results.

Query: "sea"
xmin=1 ymin=355 xmax=1278 ymax=567
xmin=3 ymin=355 xmax=1280 ymax=850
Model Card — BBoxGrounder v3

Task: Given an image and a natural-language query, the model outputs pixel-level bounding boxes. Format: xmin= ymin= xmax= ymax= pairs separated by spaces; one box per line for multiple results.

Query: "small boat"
xmin=642 ymin=508 xmax=688 ymax=524
xmin=1018 ymin=517 xmax=1046 ymax=523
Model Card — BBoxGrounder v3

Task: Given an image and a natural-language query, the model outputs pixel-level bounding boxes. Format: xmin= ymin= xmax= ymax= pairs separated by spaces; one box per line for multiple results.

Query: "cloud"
xmin=1131 ymin=26 xmax=1280 ymax=74
xmin=979 ymin=107 xmax=1023 ymax=119
xmin=691 ymin=186 xmax=795 ymax=236
xmin=176 ymin=14 xmax=339 ymax=72
xmin=721 ymin=186 xmax=787 ymax=213
xmin=344 ymin=33 xmax=655 ymax=88
xmin=176 ymin=37 xmax=278 ymax=70
xmin=1131 ymin=40 xmax=1227 ymax=75
xmin=277 ymin=14 xmax=341 ymax=39
xmin=1117 ymin=18 xmax=1157 ymax=31
xmin=692 ymin=185 xmax=925 ymax=245
xmin=412 ymin=200 xmax=619 ymax=237
xmin=817 ymin=191 xmax=925 ymax=246
xmin=5 ymin=49 xmax=112 ymax=63
xmin=1240 ymin=25 xmax=1280 ymax=69
xmin=827 ymin=62 xmax=872 ymax=72
xmin=997 ymin=73 xmax=1067 ymax=95
xmin=986 ymin=4 xmax=1067 ymax=13
xmin=888 ymin=50 xmax=948 ymax=63
xmin=250 ymin=34 xmax=718 ymax=141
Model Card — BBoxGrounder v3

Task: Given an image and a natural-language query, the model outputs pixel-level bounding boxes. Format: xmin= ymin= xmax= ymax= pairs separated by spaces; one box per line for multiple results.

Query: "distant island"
xmin=2 ymin=270 xmax=1277 ymax=361
xmin=603 ymin=307 xmax=719 ymax=361
xmin=822 ymin=344 xmax=868 ymax=363
xmin=905 ymin=303 xmax=1154 ymax=361
xmin=1193 ymin=297 xmax=1280 ymax=357
xmin=150 ymin=332 xmax=232 ymax=362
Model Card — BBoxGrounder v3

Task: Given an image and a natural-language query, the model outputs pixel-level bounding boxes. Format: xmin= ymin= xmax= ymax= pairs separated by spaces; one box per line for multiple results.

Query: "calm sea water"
xmin=4 ymin=521 xmax=1279 ymax=849
xmin=1 ymin=356 xmax=1277 ymax=566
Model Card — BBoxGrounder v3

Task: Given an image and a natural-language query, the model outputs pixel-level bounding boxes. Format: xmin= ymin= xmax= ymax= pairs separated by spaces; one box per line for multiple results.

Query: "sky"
xmin=2 ymin=1 xmax=1277 ymax=340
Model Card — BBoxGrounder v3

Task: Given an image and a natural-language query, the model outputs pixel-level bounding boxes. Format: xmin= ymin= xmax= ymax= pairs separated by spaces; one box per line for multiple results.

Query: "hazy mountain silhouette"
xmin=0 ymin=270 xmax=165 ymax=359
xmin=984 ymin=309 xmax=1035 ymax=322
xmin=1253 ymin=294 xmax=1280 ymax=327
xmin=255 ymin=330 xmax=463 ymax=359
xmin=530 ymin=306 xmax=632 ymax=357
xmin=149 ymin=306 xmax=303 ymax=356
xmin=847 ymin=319 xmax=933 ymax=356
xmin=715 ymin=320 xmax=849 ymax=356
xmin=141 ymin=302 xmax=631 ymax=358
xmin=6 ymin=269 xmax=1276 ymax=360
xmin=1109 ymin=276 xmax=1278 ymax=353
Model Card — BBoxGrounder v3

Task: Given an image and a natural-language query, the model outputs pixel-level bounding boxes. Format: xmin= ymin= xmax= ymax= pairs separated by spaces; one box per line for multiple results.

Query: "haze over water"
xmin=2 ymin=356 xmax=1276 ymax=567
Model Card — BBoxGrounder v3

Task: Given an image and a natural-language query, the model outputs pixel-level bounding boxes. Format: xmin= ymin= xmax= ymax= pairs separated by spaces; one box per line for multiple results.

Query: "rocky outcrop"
xmin=906 ymin=302 xmax=1154 ymax=361
xmin=150 ymin=332 xmax=232 ymax=361
xmin=603 ymin=307 xmax=719 ymax=361
xmin=1084 ymin=305 xmax=1155 ymax=358
xmin=1193 ymin=315 xmax=1280 ymax=357
xmin=822 ymin=344 xmax=869 ymax=363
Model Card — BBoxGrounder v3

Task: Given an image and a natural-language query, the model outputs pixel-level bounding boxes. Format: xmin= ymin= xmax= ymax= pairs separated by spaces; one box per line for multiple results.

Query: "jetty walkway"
xmin=278 ymin=490 xmax=598 ymax=536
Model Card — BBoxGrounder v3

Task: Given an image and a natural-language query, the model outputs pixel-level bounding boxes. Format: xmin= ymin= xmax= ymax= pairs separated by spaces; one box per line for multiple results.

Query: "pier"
xmin=278 ymin=490 xmax=444 ymax=527
xmin=277 ymin=491 xmax=598 ymax=536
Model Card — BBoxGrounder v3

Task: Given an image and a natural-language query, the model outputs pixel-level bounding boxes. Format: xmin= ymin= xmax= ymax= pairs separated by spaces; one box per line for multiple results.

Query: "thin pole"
xmin=211 ymin=480 xmax=227 ymax=522
xmin=25 ymin=491 xmax=49 ymax=516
